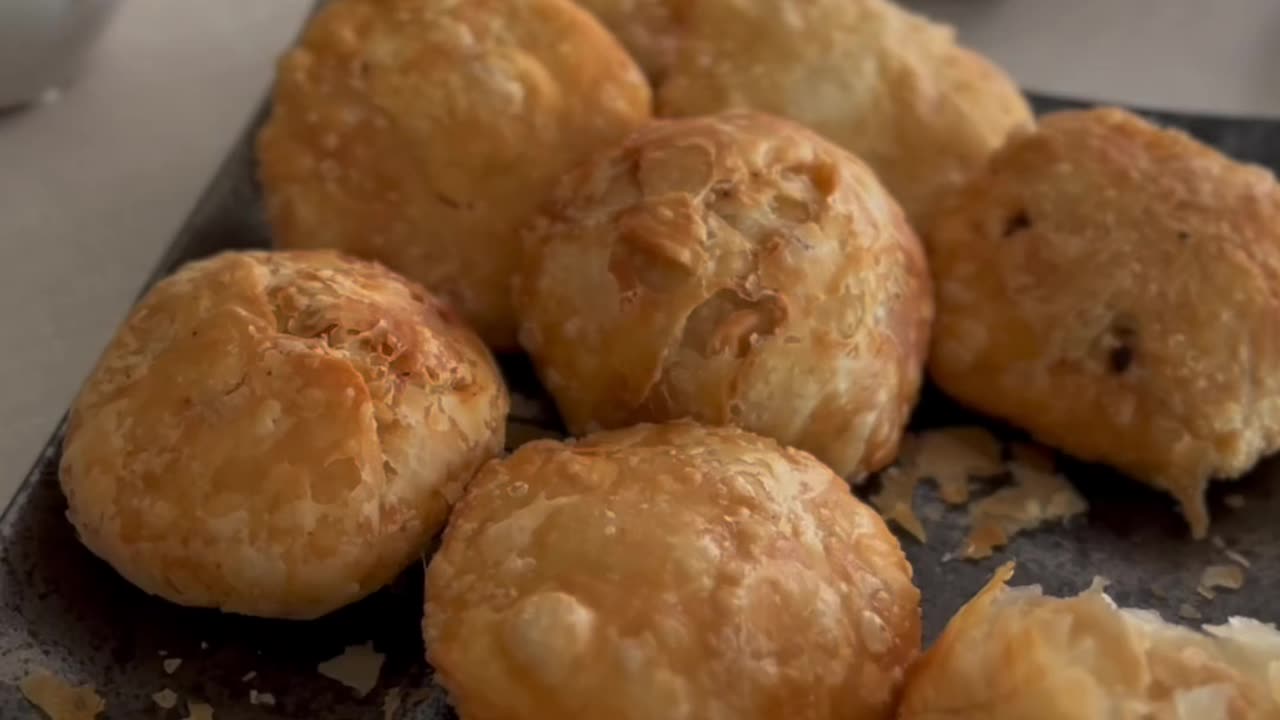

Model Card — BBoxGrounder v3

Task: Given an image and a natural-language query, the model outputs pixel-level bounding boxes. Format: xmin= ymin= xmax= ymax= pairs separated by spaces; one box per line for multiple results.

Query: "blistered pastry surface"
xmin=257 ymin=0 xmax=652 ymax=347
xmin=425 ymin=422 xmax=920 ymax=720
xmin=60 ymin=250 xmax=508 ymax=619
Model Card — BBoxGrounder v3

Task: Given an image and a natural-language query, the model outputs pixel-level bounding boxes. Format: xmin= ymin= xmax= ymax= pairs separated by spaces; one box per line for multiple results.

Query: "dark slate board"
xmin=0 ymin=93 xmax=1277 ymax=718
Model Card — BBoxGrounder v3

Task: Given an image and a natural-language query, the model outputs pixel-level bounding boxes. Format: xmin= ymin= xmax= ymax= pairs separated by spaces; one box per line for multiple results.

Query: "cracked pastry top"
xmin=59 ymin=250 xmax=508 ymax=619
xmin=425 ymin=421 xmax=921 ymax=720
xmin=898 ymin=564 xmax=1280 ymax=720
xmin=515 ymin=111 xmax=932 ymax=480
xmin=926 ymin=107 xmax=1280 ymax=538
xmin=655 ymin=0 xmax=1032 ymax=229
xmin=256 ymin=0 xmax=652 ymax=349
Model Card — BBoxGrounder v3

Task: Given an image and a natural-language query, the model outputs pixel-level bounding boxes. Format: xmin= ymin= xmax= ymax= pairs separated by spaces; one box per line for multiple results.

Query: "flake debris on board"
xmin=870 ymin=427 xmax=1003 ymax=541
xmin=383 ymin=687 xmax=403 ymax=720
xmin=152 ymin=689 xmax=178 ymax=709
xmin=184 ymin=701 xmax=215 ymax=720
xmin=163 ymin=658 xmax=182 ymax=674
xmin=903 ymin=427 xmax=1004 ymax=504
xmin=870 ymin=467 xmax=926 ymax=542
xmin=1200 ymin=564 xmax=1246 ymax=594
xmin=1225 ymin=549 xmax=1252 ymax=568
xmin=241 ymin=671 xmax=257 ymax=682
xmin=19 ymin=669 xmax=105 ymax=720
xmin=962 ymin=443 xmax=1088 ymax=559
xmin=249 ymin=689 xmax=276 ymax=706
xmin=1179 ymin=603 xmax=1202 ymax=620
xmin=318 ymin=642 xmax=385 ymax=697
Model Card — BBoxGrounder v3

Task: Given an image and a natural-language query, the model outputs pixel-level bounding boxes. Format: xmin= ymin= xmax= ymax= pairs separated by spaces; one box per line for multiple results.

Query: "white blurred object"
xmin=0 ymin=0 xmax=119 ymax=109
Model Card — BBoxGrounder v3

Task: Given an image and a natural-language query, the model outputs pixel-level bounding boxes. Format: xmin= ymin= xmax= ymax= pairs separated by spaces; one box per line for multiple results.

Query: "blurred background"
xmin=0 ymin=0 xmax=1277 ymax=500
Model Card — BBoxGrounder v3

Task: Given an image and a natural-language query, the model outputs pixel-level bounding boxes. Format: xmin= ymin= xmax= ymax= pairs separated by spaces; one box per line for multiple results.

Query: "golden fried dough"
xmin=516 ymin=112 xmax=932 ymax=479
xmin=257 ymin=0 xmax=652 ymax=348
xmin=60 ymin=250 xmax=508 ymax=619
xmin=656 ymin=0 xmax=1032 ymax=227
xmin=425 ymin=422 xmax=920 ymax=720
xmin=898 ymin=565 xmax=1280 ymax=720
xmin=927 ymin=108 xmax=1280 ymax=538
xmin=574 ymin=0 xmax=681 ymax=80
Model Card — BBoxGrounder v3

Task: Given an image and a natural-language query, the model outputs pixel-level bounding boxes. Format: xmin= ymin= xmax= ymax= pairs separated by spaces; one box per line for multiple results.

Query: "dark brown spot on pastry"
xmin=1177 ymin=231 xmax=1190 ymax=241
xmin=1105 ymin=322 xmax=1138 ymax=374
xmin=1003 ymin=210 xmax=1031 ymax=237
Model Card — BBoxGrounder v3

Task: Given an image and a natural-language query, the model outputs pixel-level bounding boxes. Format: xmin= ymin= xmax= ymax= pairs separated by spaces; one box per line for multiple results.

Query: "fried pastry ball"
xmin=573 ymin=0 xmax=681 ymax=80
xmin=425 ymin=422 xmax=920 ymax=720
xmin=655 ymin=0 xmax=1032 ymax=227
xmin=927 ymin=108 xmax=1280 ymax=538
xmin=257 ymin=0 xmax=652 ymax=348
xmin=60 ymin=250 xmax=508 ymax=619
xmin=516 ymin=112 xmax=932 ymax=479
xmin=898 ymin=565 xmax=1280 ymax=720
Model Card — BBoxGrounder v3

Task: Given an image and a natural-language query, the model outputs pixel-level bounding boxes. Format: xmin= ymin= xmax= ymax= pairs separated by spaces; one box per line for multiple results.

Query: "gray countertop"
xmin=1 ymin=0 xmax=1277 ymax=503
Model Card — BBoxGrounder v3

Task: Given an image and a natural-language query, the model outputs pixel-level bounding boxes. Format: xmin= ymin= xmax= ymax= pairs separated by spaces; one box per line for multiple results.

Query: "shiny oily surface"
xmin=0 ymin=95 xmax=1277 ymax=718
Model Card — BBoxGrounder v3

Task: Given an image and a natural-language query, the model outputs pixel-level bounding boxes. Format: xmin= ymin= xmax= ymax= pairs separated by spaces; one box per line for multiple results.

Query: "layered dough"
xmin=425 ymin=422 xmax=920 ymax=720
xmin=517 ymin=111 xmax=932 ymax=479
xmin=927 ymin=108 xmax=1280 ymax=537
xmin=60 ymin=250 xmax=508 ymax=619
xmin=258 ymin=0 xmax=652 ymax=347
xmin=656 ymin=0 xmax=1032 ymax=226
xmin=899 ymin=565 xmax=1280 ymax=720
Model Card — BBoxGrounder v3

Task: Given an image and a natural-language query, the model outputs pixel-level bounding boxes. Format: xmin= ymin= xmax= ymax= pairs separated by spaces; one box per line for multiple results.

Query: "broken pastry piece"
xmin=60 ymin=250 xmax=508 ymax=619
xmin=927 ymin=107 xmax=1280 ymax=538
xmin=426 ymin=422 xmax=920 ymax=720
xmin=517 ymin=111 xmax=933 ymax=479
xmin=898 ymin=564 xmax=1280 ymax=720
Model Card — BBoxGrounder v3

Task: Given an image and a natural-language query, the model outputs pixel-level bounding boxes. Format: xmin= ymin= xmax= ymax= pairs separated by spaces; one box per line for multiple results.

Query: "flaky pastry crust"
xmin=60 ymin=250 xmax=508 ymax=619
xmin=898 ymin=565 xmax=1280 ymax=720
xmin=257 ymin=0 xmax=652 ymax=348
xmin=656 ymin=0 xmax=1032 ymax=227
xmin=516 ymin=112 xmax=932 ymax=479
xmin=425 ymin=422 xmax=920 ymax=720
xmin=927 ymin=108 xmax=1280 ymax=537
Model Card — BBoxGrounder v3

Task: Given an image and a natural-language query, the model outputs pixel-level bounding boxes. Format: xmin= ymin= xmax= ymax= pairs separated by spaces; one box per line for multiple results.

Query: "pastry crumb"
xmin=1178 ymin=603 xmax=1202 ymax=620
xmin=19 ymin=669 xmax=105 ymax=720
xmin=249 ymin=689 xmax=276 ymax=706
xmin=184 ymin=701 xmax=214 ymax=720
xmin=241 ymin=671 xmax=257 ymax=682
xmin=163 ymin=658 xmax=182 ymax=674
xmin=1224 ymin=549 xmax=1252 ymax=568
xmin=870 ymin=467 xmax=926 ymax=542
xmin=908 ymin=427 xmax=1004 ymax=505
xmin=152 ymin=689 xmax=178 ymax=709
xmin=318 ymin=642 xmax=385 ymax=697
xmin=1200 ymin=564 xmax=1246 ymax=593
